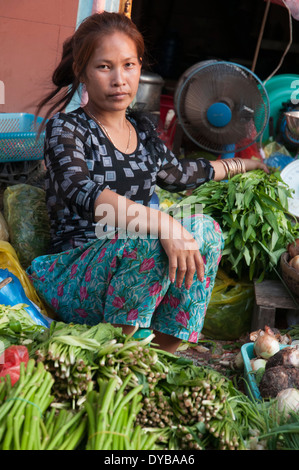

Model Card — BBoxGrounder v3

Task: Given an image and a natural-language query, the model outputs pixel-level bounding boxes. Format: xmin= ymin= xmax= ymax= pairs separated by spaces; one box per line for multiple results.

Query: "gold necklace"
xmin=86 ymin=108 xmax=132 ymax=154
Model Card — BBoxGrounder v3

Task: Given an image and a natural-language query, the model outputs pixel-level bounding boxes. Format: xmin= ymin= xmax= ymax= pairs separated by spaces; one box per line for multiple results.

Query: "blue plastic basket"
xmin=0 ymin=113 xmax=45 ymax=162
xmin=241 ymin=342 xmax=288 ymax=401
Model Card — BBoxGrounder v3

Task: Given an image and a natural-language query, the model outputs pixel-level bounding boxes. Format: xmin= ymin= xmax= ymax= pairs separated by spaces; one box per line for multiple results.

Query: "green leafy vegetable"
xmin=0 ymin=303 xmax=46 ymax=351
xmin=176 ymin=170 xmax=299 ymax=280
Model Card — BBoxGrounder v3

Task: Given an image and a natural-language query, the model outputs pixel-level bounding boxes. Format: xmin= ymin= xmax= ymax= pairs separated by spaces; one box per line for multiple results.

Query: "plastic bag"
xmin=202 ymin=269 xmax=254 ymax=340
xmin=265 ymin=153 xmax=294 ymax=170
xmin=3 ymin=184 xmax=50 ymax=268
xmin=0 ymin=269 xmax=51 ymax=328
xmin=0 ymin=240 xmax=49 ymax=318
xmin=0 ymin=345 xmax=29 ymax=386
xmin=0 ymin=212 xmax=9 ymax=242
xmin=263 ymin=141 xmax=291 ymax=159
xmin=283 ymin=0 xmax=299 ymax=20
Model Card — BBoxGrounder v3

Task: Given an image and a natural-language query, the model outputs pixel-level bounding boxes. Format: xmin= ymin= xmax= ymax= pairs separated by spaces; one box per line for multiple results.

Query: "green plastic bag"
xmin=202 ymin=269 xmax=254 ymax=341
xmin=3 ymin=184 xmax=50 ymax=268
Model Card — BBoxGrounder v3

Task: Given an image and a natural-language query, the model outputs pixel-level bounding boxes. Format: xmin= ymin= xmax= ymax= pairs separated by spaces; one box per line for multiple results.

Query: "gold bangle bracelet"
xmin=220 ymin=158 xmax=246 ymax=178
xmin=235 ymin=158 xmax=241 ymax=175
xmin=235 ymin=158 xmax=246 ymax=174
xmin=221 ymin=160 xmax=230 ymax=177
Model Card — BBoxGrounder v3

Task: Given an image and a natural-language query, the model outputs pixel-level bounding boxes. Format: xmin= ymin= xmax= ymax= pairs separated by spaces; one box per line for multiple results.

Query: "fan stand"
xmin=171 ymin=122 xmax=184 ymax=156
xmin=171 ymin=123 xmax=211 ymax=157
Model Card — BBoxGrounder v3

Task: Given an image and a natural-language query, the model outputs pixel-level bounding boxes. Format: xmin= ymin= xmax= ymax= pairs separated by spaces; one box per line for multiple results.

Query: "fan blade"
xmin=175 ymin=62 xmax=269 ymax=152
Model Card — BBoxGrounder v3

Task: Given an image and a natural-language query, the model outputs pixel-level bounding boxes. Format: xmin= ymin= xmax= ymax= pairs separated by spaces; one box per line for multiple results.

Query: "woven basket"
xmin=280 ymin=252 xmax=299 ymax=300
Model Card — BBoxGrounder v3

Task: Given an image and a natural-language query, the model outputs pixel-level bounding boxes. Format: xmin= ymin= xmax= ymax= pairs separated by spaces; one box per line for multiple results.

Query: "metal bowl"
xmin=284 ymin=110 xmax=299 ymax=139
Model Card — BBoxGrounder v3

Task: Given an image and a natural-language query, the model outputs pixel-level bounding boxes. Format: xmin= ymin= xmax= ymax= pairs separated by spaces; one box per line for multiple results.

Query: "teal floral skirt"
xmin=27 ymin=214 xmax=224 ymax=343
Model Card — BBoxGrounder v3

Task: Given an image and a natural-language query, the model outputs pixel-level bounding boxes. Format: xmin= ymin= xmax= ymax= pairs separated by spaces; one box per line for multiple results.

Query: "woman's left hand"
xmin=243 ymin=158 xmax=269 ymax=174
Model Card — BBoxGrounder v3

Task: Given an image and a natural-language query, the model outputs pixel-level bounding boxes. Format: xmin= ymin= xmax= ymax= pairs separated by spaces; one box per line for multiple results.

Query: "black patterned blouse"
xmin=44 ymin=107 xmax=215 ymax=253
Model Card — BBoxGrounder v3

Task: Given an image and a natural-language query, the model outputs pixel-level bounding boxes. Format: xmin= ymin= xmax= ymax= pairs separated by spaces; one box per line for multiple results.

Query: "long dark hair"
xmin=36 ymin=12 xmax=145 ymax=130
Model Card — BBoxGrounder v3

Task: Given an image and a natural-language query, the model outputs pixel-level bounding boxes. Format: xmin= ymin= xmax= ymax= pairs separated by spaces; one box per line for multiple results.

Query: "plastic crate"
xmin=0 ymin=113 xmax=45 ymax=162
xmin=241 ymin=342 xmax=288 ymax=401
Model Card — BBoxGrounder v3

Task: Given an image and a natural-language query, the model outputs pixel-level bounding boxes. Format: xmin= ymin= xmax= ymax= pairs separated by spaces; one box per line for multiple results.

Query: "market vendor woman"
xmin=27 ymin=11 xmax=268 ymax=353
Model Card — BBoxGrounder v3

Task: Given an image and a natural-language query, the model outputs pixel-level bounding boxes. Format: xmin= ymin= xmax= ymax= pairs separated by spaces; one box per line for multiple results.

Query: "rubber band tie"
xmin=6 ymin=397 xmax=43 ymax=417
xmin=88 ymin=430 xmax=128 ymax=440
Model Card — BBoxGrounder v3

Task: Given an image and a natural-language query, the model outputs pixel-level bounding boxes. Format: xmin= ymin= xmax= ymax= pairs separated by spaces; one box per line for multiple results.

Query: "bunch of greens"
xmin=261 ymin=411 xmax=299 ymax=450
xmin=0 ymin=303 xmax=46 ymax=351
xmin=175 ymin=170 xmax=299 ymax=280
xmin=85 ymin=376 xmax=160 ymax=450
xmin=33 ymin=321 xmax=124 ymax=408
xmin=133 ymin=352 xmax=278 ymax=450
xmin=0 ymin=359 xmax=87 ymax=450
xmin=0 ymin=360 xmax=54 ymax=450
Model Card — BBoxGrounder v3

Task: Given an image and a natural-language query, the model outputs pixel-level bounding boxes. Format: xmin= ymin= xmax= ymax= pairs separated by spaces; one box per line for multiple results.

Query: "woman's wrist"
xmin=211 ymin=158 xmax=246 ymax=181
xmin=220 ymin=158 xmax=246 ymax=177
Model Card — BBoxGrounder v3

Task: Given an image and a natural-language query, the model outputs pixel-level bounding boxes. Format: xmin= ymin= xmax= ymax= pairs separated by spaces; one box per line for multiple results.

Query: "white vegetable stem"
xmin=250 ymin=358 xmax=267 ymax=371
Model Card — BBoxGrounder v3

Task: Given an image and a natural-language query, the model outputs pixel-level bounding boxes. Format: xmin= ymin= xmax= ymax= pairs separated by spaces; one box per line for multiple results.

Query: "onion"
xmin=250 ymin=358 xmax=266 ymax=371
xmin=289 ymin=255 xmax=299 ymax=272
xmin=287 ymin=239 xmax=299 ymax=258
xmin=254 ymin=329 xmax=280 ymax=359
xmin=276 ymin=388 xmax=299 ymax=414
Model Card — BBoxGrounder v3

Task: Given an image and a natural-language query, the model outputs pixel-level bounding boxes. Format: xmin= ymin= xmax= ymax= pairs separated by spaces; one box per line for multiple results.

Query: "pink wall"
xmin=0 ymin=0 xmax=79 ymax=116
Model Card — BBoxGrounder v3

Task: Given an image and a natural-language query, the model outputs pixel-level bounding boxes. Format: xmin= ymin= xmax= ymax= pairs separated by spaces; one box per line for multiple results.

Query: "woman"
xmin=27 ymin=12 xmax=268 ymax=353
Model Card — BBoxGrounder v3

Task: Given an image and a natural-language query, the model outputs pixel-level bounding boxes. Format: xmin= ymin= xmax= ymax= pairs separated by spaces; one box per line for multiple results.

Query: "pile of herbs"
xmin=175 ymin=170 xmax=299 ymax=281
xmin=0 ymin=314 xmax=298 ymax=450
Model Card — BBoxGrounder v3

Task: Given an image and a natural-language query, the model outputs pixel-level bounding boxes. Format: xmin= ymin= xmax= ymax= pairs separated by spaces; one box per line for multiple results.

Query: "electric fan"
xmin=174 ymin=60 xmax=269 ymax=155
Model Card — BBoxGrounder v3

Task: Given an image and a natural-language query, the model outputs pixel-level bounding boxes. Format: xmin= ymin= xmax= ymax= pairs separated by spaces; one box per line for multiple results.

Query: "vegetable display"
xmin=0 ymin=170 xmax=299 ymax=450
xmin=1 ymin=305 xmax=299 ymax=450
xmin=175 ymin=170 xmax=299 ymax=280
xmin=248 ymin=326 xmax=299 ymax=400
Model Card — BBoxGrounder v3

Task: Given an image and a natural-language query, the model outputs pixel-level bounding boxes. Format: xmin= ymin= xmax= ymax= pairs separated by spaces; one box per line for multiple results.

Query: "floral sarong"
xmin=27 ymin=214 xmax=224 ymax=342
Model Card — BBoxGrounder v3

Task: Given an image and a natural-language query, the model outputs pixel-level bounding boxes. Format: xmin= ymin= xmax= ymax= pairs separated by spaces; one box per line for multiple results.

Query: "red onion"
xmin=290 ymin=255 xmax=299 ymax=272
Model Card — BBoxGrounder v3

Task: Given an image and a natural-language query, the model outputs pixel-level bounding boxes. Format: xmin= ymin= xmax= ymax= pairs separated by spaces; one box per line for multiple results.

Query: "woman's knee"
xmin=181 ymin=213 xmax=224 ymax=251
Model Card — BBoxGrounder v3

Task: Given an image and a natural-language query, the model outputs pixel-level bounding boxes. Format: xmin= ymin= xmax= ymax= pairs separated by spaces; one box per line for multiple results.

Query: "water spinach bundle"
xmin=176 ymin=170 xmax=299 ymax=280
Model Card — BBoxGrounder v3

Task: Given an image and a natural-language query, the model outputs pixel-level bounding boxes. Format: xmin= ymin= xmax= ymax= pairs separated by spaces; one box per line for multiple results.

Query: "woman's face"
xmin=83 ymin=31 xmax=142 ymax=115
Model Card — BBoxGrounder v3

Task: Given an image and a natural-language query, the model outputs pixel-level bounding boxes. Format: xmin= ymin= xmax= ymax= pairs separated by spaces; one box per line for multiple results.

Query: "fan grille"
xmin=175 ymin=62 xmax=269 ymax=153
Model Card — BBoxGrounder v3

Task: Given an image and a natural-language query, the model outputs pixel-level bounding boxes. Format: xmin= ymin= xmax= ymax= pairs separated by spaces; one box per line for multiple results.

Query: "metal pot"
xmin=136 ymin=70 xmax=164 ymax=114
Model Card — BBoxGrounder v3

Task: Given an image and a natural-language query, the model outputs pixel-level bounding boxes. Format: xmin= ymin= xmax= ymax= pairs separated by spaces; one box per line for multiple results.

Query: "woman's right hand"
xmin=158 ymin=214 xmax=205 ymax=289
